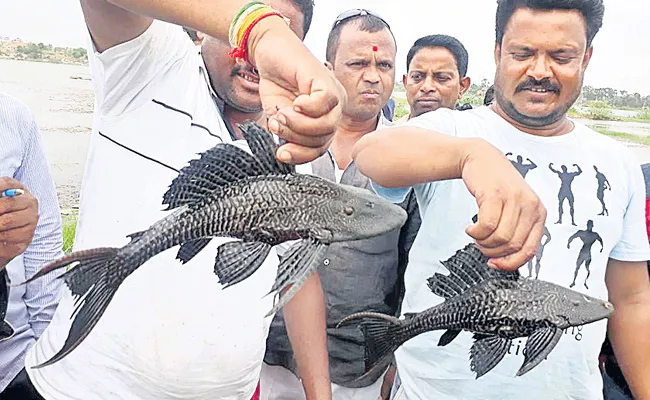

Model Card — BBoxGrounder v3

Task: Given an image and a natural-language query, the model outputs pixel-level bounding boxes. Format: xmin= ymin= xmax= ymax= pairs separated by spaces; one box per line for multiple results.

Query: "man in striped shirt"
xmin=0 ymin=93 xmax=64 ymax=399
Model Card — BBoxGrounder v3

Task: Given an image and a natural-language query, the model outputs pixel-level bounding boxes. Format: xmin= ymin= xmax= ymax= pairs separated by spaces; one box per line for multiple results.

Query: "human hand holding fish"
xmin=248 ymin=16 xmax=347 ymax=165
xmin=461 ymin=139 xmax=547 ymax=271
xmin=18 ymin=122 xmax=407 ymax=368
xmin=0 ymin=177 xmax=39 ymax=271
xmin=352 ymin=128 xmax=545 ymax=272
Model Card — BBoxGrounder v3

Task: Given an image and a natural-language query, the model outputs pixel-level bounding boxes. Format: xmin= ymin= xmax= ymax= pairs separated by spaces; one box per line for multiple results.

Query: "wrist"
xmin=247 ymin=16 xmax=296 ymax=66
xmin=458 ymin=137 xmax=491 ymax=177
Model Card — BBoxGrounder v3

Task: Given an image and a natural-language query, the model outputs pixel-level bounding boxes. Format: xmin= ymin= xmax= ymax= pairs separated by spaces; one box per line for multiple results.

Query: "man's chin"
xmin=224 ymin=95 xmax=263 ymax=114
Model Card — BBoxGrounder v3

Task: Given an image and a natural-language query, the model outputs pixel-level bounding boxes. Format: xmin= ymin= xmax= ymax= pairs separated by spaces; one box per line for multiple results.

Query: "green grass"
xmin=593 ymin=128 xmax=650 ymax=147
xmin=61 ymin=212 xmax=78 ymax=254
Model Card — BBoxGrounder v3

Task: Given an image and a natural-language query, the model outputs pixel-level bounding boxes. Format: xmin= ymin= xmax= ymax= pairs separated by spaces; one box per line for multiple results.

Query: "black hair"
xmin=405 ymin=35 xmax=469 ymax=78
xmin=325 ymin=14 xmax=394 ymax=64
xmin=495 ymin=0 xmax=604 ymax=47
xmin=289 ymin=0 xmax=315 ymax=39
xmin=484 ymin=85 xmax=495 ymax=106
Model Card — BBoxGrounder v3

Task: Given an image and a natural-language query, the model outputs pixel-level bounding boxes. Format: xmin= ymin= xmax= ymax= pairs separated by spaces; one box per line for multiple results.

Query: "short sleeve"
xmin=89 ymin=20 xmax=195 ymax=116
xmin=370 ymin=108 xmax=460 ymax=208
xmin=610 ymin=160 xmax=650 ymax=261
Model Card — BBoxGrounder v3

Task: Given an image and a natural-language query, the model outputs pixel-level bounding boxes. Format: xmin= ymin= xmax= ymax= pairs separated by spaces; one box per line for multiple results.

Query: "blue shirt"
xmin=0 ymin=93 xmax=64 ymax=390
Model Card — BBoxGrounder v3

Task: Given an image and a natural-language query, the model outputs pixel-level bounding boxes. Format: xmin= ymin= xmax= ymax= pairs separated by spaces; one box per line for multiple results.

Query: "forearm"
xmin=352 ymin=127 xmax=484 ymax=188
xmin=608 ymin=296 xmax=650 ymax=399
xmin=84 ymin=0 xmax=296 ymax=55
xmin=104 ymin=0 xmax=246 ymax=40
xmin=283 ymin=273 xmax=331 ymax=400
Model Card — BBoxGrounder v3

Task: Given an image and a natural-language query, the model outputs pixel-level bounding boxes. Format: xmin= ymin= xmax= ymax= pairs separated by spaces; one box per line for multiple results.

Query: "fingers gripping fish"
xmin=338 ymin=243 xmax=614 ymax=380
xmin=19 ymin=121 xmax=408 ymax=368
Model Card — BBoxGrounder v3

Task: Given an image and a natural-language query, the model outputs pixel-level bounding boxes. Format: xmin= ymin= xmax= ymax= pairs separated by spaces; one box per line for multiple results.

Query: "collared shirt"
xmin=264 ymin=113 xmax=422 ymax=388
xmin=0 ymin=93 xmax=63 ymax=391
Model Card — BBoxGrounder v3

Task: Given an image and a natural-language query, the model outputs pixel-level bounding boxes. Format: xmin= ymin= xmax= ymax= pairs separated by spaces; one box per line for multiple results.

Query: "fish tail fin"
xmin=18 ymin=248 xmax=119 ymax=288
xmin=337 ymin=312 xmax=404 ymax=373
xmin=24 ymin=248 xmax=121 ymax=368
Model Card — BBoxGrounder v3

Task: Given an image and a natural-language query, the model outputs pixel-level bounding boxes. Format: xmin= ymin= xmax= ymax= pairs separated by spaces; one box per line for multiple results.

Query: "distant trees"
xmin=11 ymin=41 xmax=87 ymax=62
xmin=455 ymin=81 xmax=650 ymax=110
xmin=580 ymin=86 xmax=649 ymax=109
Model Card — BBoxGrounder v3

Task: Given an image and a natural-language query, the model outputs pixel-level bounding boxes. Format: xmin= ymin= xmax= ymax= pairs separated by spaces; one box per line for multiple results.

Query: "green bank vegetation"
xmin=393 ymin=81 xmax=650 ymax=123
xmin=0 ymin=39 xmax=88 ymax=65
xmin=61 ymin=212 xmax=78 ymax=254
xmin=593 ymin=128 xmax=650 ymax=147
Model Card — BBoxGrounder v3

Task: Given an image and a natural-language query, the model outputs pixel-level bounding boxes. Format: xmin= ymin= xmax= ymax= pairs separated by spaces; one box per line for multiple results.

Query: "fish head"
xmin=325 ymin=184 xmax=408 ymax=242
xmin=553 ymin=289 xmax=614 ymax=327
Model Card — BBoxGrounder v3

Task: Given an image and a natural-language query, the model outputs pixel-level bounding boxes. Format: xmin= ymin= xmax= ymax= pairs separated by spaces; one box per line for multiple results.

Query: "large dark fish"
xmin=338 ymin=243 xmax=614 ymax=379
xmin=1 ymin=269 xmax=15 ymax=343
xmin=20 ymin=121 xmax=407 ymax=368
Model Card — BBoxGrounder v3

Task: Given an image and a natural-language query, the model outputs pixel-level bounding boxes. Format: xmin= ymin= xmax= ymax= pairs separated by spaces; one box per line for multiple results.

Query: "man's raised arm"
xmin=352 ymin=126 xmax=546 ymax=272
xmin=80 ymin=0 xmax=346 ymax=164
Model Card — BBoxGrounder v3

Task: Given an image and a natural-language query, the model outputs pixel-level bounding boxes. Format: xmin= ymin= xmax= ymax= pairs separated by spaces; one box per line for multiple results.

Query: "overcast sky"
xmin=1 ymin=0 xmax=648 ymax=94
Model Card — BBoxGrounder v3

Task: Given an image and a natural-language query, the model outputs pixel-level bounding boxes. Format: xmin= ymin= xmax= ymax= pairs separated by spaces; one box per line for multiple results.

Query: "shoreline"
xmin=0 ymin=56 xmax=88 ymax=67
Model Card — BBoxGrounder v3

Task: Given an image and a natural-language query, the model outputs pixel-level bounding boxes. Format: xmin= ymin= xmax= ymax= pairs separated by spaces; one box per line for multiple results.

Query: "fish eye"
xmin=344 ymin=207 xmax=354 ymax=216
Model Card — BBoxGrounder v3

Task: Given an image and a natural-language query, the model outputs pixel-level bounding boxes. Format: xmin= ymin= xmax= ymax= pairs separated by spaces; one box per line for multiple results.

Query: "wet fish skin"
xmin=338 ymin=243 xmax=614 ymax=380
xmin=0 ymin=269 xmax=15 ymax=343
xmin=20 ymin=121 xmax=407 ymax=368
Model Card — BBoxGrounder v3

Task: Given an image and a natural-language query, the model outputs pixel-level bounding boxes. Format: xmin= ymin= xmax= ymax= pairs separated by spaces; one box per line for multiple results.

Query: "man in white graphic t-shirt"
xmin=24 ymin=1 xmax=345 ymax=399
xmin=351 ymin=0 xmax=650 ymax=399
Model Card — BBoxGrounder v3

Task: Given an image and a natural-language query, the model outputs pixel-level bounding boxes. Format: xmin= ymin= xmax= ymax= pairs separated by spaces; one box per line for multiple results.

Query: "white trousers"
xmin=260 ymin=363 xmax=384 ymax=400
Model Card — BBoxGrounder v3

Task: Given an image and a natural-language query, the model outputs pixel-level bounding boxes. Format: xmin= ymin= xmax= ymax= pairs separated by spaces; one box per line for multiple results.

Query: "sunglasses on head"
xmin=331 ymin=9 xmax=390 ymax=30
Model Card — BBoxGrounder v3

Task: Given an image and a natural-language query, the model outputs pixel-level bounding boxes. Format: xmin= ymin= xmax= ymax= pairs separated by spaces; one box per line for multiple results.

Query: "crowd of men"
xmin=0 ymin=0 xmax=649 ymax=399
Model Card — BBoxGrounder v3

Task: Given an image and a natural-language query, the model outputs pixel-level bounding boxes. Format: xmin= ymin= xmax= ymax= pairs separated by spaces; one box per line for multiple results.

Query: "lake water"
xmin=0 ymin=59 xmax=92 ymax=209
xmin=0 ymin=58 xmax=649 ymax=210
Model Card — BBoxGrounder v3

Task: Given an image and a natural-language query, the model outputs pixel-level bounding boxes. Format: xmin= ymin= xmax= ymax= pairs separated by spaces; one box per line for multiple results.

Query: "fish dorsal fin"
xmin=162 ymin=141 xmax=267 ymax=210
xmin=427 ymin=243 xmax=520 ymax=299
xmin=238 ymin=121 xmax=295 ymax=175
xmin=163 ymin=122 xmax=293 ymax=210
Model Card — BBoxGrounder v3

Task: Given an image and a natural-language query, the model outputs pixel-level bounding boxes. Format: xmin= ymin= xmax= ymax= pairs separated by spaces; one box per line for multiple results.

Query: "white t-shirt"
xmin=26 ymin=21 xmax=278 ymax=400
xmin=374 ymin=106 xmax=650 ymax=400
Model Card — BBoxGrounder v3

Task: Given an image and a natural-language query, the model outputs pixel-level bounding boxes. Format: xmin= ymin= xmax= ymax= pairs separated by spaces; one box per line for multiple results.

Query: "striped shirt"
xmin=0 ymin=92 xmax=64 ymax=390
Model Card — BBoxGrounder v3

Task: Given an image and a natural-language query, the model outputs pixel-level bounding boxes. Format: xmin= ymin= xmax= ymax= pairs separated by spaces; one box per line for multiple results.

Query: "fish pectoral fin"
xmin=469 ymin=334 xmax=511 ymax=379
xmin=517 ymin=326 xmax=562 ymax=376
xmin=438 ymin=329 xmax=462 ymax=347
xmin=265 ymin=239 xmax=328 ymax=317
xmin=176 ymin=238 xmax=212 ymax=264
xmin=214 ymin=241 xmax=272 ymax=288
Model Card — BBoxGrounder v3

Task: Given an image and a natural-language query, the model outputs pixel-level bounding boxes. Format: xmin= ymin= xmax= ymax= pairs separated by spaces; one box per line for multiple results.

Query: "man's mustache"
xmin=516 ymin=78 xmax=559 ymax=93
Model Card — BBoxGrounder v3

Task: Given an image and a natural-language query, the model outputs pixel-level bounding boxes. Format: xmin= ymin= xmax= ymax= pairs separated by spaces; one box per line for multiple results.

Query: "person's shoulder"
xmin=406 ymin=106 xmax=487 ymax=136
xmin=0 ymin=92 xmax=35 ymax=121
xmin=572 ymin=121 xmax=640 ymax=169
xmin=572 ymin=120 xmax=629 ymax=152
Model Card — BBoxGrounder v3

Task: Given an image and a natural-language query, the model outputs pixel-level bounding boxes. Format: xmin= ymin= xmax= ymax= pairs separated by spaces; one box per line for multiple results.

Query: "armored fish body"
xmin=23 ymin=121 xmax=407 ymax=368
xmin=338 ymin=243 xmax=614 ymax=379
